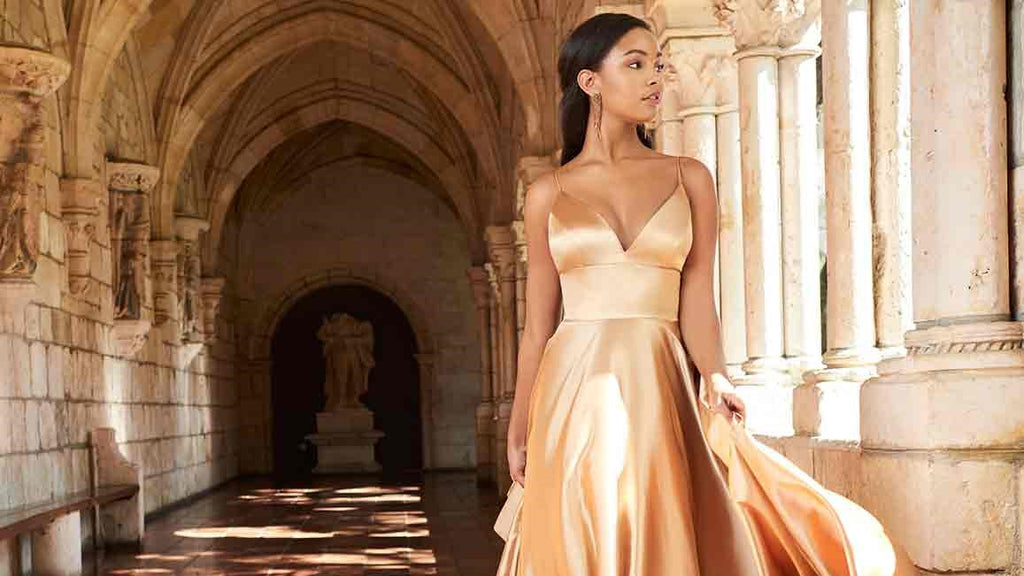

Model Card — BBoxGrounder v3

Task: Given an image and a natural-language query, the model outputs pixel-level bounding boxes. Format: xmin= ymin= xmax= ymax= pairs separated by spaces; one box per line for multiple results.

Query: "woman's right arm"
xmin=506 ymin=173 xmax=562 ymax=487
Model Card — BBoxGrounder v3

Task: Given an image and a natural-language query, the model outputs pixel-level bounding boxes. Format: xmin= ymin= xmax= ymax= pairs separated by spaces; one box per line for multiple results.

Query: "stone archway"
xmin=248 ymin=268 xmax=438 ymax=476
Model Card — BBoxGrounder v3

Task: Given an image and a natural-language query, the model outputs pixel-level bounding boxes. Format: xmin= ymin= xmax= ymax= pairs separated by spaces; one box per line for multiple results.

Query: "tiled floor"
xmin=87 ymin=472 xmax=506 ymax=575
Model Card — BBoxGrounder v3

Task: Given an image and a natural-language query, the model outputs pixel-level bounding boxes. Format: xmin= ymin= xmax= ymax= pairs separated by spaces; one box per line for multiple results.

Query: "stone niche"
xmin=107 ymin=160 xmax=160 ymax=357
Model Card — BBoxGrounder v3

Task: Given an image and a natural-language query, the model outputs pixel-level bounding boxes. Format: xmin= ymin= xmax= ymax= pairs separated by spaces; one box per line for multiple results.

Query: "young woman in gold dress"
xmin=496 ymin=12 xmax=913 ymax=576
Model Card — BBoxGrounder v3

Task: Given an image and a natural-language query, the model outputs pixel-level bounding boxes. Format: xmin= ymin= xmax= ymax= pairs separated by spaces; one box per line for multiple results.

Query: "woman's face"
xmin=586 ymin=27 xmax=665 ymax=124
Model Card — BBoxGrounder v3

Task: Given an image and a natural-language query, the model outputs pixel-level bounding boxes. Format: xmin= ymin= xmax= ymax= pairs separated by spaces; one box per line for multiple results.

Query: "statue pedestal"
xmin=306 ymin=408 xmax=383 ymax=474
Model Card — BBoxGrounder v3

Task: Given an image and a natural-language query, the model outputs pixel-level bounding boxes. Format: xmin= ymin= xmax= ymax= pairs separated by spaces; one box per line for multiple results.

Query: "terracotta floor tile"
xmin=89 ymin=472 xmax=503 ymax=576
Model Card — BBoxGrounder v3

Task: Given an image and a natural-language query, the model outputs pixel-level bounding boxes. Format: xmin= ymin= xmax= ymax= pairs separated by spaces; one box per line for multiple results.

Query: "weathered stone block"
xmin=863 ymin=369 xmax=1024 ymax=449
xmin=24 ymin=400 xmax=39 ymax=451
xmin=38 ymin=401 xmax=56 ymax=449
xmin=46 ymin=344 xmax=65 ymax=399
xmin=861 ymin=453 xmax=1014 ymax=571
xmin=29 ymin=342 xmax=46 ymax=398
xmin=11 ymin=338 xmax=30 ymax=398
xmin=9 ymin=401 xmax=26 ymax=452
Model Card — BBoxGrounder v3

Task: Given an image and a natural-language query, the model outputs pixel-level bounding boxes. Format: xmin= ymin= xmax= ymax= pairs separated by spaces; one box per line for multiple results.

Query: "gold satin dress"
xmin=496 ymin=159 xmax=913 ymax=576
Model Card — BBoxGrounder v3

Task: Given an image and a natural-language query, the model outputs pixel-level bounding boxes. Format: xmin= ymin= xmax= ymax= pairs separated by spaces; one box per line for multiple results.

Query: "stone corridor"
xmin=87 ymin=473 xmax=502 ymax=576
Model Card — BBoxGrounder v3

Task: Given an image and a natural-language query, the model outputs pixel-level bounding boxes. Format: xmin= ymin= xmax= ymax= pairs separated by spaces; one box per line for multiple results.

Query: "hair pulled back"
xmin=557 ymin=13 xmax=655 ymax=166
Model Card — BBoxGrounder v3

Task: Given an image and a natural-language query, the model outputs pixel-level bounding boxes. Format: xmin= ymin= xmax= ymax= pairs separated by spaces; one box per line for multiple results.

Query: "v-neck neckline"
xmin=553 ymin=181 xmax=683 ymax=255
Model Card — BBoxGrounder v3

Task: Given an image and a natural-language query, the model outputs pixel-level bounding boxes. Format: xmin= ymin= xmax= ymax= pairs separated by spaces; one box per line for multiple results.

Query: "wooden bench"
xmin=0 ymin=428 xmax=144 ymax=575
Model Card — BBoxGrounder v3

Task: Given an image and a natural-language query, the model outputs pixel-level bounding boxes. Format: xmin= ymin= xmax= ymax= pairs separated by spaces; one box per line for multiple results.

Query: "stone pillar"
xmin=801 ymin=0 xmax=879 ymax=441
xmin=108 ymin=161 xmax=159 ymax=357
xmin=657 ymin=17 xmax=746 ymax=378
xmin=485 ymin=262 xmax=502 ymax=484
xmin=778 ymin=42 xmax=822 ymax=376
xmin=716 ymin=104 xmax=747 ymax=378
xmin=861 ymin=1 xmax=1021 ymax=572
xmin=0 ymin=46 xmax=70 ymax=319
xmin=1013 ymin=0 xmax=1024 ymax=324
xmin=714 ymin=0 xmax=820 ymax=434
xmin=871 ymin=0 xmax=913 ymax=358
xmin=486 ymin=225 xmax=517 ymax=494
xmin=467 ymin=265 xmax=494 ymax=484
xmin=512 ymin=220 xmax=527 ymax=344
xmin=31 ymin=512 xmax=81 ymax=576
xmin=414 ymin=353 xmax=435 ymax=470
xmin=149 ymin=239 xmax=178 ymax=329
xmin=725 ymin=37 xmax=786 ymax=392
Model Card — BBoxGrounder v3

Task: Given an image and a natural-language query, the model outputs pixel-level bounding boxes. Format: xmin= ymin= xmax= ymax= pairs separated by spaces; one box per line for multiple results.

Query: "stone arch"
xmin=99 ymin=36 xmax=158 ymax=164
xmin=203 ymin=90 xmax=486 ymax=268
xmin=465 ymin=0 xmax=559 ymax=155
xmin=247 ymin=266 xmax=439 ymax=469
xmin=156 ymin=7 xmax=501 ymax=238
xmin=64 ymin=0 xmax=156 ymax=176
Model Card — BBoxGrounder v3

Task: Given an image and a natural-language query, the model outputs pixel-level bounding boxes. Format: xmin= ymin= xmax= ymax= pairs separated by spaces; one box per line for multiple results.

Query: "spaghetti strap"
xmin=552 ymin=169 xmax=564 ymax=194
xmin=675 ymin=156 xmax=684 ymax=188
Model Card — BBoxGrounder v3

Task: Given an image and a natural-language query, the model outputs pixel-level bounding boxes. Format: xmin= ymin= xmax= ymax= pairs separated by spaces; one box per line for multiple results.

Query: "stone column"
xmin=714 ymin=0 xmax=819 ymax=434
xmin=413 ymin=353 xmax=435 ymax=470
xmin=871 ymin=0 xmax=913 ymax=358
xmin=486 ymin=225 xmax=517 ymax=494
xmin=801 ymin=0 xmax=879 ymax=441
xmin=512 ymin=221 xmax=527 ymax=343
xmin=0 ymin=46 xmax=70 ymax=319
xmin=149 ymin=239 xmax=178 ymax=329
xmin=778 ymin=41 xmax=823 ymax=376
xmin=467 ymin=265 xmax=494 ymax=484
xmin=658 ymin=17 xmax=747 ymax=378
xmin=861 ymin=1 xmax=1021 ymax=572
xmin=108 ymin=161 xmax=160 ymax=357
xmin=485 ymin=262 xmax=502 ymax=484
xmin=717 ymin=22 xmax=786 ymax=394
xmin=1013 ymin=0 xmax=1024 ymax=324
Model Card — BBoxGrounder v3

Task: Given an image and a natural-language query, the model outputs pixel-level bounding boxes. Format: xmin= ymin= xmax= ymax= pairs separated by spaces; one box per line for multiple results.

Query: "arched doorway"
xmin=270 ymin=284 xmax=422 ymax=480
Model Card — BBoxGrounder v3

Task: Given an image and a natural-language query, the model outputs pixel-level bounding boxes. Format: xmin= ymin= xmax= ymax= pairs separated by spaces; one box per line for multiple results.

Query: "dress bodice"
xmin=548 ymin=161 xmax=693 ymax=322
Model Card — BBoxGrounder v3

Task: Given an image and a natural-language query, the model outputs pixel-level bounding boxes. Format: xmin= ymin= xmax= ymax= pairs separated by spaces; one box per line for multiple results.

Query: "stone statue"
xmin=179 ymin=243 xmax=200 ymax=338
xmin=0 ymin=164 xmax=35 ymax=276
xmin=112 ymin=193 xmax=146 ymax=320
xmin=317 ymin=313 xmax=375 ymax=411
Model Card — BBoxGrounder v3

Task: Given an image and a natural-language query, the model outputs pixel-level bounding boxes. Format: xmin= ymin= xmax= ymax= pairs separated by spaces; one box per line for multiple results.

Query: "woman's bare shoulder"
xmin=522 ymin=171 xmax=560 ymax=219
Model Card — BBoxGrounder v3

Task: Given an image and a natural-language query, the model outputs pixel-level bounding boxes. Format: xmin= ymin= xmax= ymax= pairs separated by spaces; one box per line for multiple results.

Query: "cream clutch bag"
xmin=493 ymin=480 xmax=524 ymax=541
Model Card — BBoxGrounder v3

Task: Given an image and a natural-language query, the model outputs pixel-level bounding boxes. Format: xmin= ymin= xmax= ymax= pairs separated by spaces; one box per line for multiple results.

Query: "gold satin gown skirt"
xmin=496 ymin=164 xmax=913 ymax=575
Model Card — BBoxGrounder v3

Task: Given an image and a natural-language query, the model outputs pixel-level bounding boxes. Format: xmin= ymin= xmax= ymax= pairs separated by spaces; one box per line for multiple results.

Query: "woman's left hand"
xmin=708 ymin=376 xmax=746 ymax=421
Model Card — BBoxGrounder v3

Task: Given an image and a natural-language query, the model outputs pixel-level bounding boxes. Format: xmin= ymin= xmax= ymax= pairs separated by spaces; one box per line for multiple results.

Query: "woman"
xmin=496 ymin=12 xmax=912 ymax=576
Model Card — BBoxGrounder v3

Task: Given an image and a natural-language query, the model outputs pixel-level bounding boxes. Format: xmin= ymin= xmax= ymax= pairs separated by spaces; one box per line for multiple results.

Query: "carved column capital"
xmin=150 ymin=239 xmax=178 ymax=326
xmin=0 ymin=46 xmax=70 ymax=96
xmin=107 ymin=161 xmax=160 ymax=194
xmin=712 ymin=0 xmax=821 ymax=52
xmin=511 ymin=220 xmax=528 ymax=264
xmin=60 ymin=178 xmax=103 ymax=296
xmin=484 ymin=262 xmax=500 ymax=299
xmin=200 ymin=276 xmax=226 ymax=340
xmin=484 ymin=225 xmax=516 ymax=280
xmin=665 ymin=46 xmax=739 ymax=111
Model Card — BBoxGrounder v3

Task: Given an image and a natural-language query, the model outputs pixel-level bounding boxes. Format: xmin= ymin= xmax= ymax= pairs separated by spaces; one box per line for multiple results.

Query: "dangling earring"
xmin=592 ymin=93 xmax=603 ymax=140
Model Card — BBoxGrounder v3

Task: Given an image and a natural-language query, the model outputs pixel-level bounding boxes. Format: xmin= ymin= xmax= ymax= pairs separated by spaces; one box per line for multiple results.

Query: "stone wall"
xmin=230 ymin=164 xmax=481 ymax=472
xmin=0 ymin=28 xmax=242 ymax=568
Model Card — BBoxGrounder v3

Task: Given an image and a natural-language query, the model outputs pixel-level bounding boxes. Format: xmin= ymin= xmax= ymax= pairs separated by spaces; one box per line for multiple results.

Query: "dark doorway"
xmin=270 ymin=284 xmax=422 ymax=480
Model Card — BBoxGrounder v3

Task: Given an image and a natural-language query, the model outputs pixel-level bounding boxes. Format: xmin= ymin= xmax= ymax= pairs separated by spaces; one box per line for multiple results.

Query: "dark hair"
xmin=558 ymin=13 xmax=655 ymax=166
